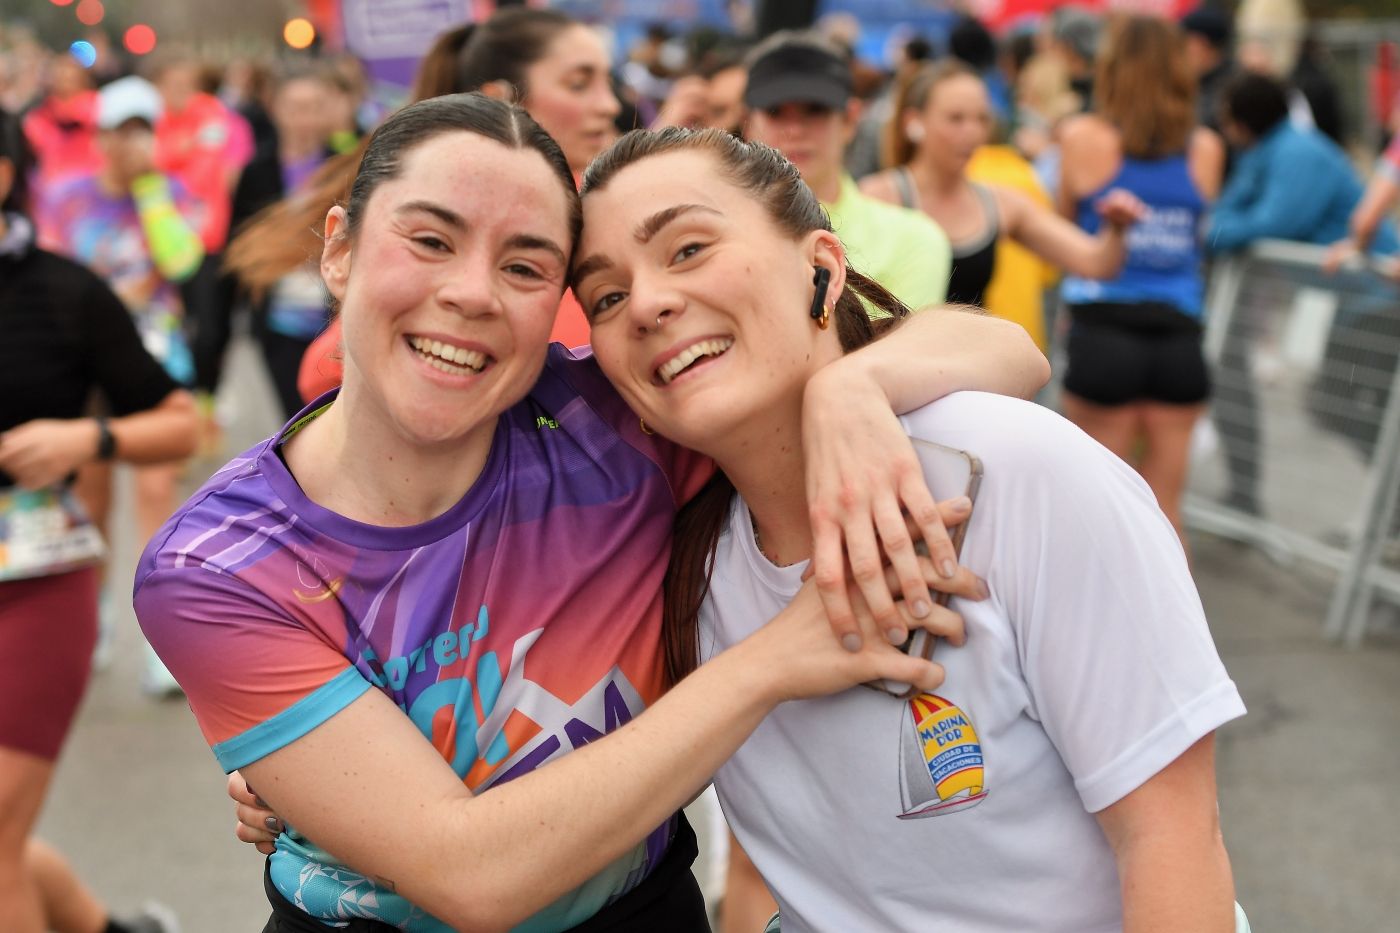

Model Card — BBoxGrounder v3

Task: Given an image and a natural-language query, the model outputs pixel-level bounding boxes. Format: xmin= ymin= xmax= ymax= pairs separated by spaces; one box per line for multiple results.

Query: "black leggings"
xmin=261 ymin=813 xmax=709 ymax=932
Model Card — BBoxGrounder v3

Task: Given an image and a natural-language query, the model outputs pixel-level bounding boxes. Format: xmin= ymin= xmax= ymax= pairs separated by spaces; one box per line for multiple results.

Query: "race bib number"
xmin=0 ymin=487 xmax=106 ymax=582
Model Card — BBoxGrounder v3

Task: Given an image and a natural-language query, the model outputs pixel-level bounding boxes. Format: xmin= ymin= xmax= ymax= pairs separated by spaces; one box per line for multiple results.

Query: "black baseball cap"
xmin=744 ymin=38 xmax=853 ymax=112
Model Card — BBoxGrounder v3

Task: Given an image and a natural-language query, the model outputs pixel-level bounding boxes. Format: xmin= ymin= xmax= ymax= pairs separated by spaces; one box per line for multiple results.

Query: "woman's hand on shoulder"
xmin=229 ymin=770 xmax=282 ymax=856
xmin=802 ymin=365 xmax=987 ymax=650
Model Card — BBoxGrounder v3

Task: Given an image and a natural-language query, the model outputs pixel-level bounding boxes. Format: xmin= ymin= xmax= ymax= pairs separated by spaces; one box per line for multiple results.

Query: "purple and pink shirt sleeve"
xmin=133 ymin=345 xmax=711 ymax=931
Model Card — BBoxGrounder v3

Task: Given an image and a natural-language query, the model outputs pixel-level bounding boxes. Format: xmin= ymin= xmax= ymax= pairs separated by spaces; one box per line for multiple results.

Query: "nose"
xmin=595 ymin=80 xmax=621 ymax=119
xmin=624 ymin=269 xmax=684 ymax=337
xmin=436 ymin=251 xmax=503 ymax=318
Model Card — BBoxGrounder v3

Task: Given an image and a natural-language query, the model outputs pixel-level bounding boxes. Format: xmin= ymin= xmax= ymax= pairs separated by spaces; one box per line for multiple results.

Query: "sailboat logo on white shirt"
xmin=898 ymin=693 xmax=988 ymax=819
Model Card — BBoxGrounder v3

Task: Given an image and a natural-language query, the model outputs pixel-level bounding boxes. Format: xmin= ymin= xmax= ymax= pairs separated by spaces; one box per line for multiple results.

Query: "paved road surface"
xmin=37 ymin=338 xmax=1400 ymax=931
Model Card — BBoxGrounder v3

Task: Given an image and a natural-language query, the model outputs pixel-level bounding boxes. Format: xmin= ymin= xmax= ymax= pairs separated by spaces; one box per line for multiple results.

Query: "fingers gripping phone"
xmin=874 ymin=439 xmax=982 ymax=699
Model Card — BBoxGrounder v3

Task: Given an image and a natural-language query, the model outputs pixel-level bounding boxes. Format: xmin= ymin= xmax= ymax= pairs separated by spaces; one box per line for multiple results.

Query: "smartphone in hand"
xmin=873 ymin=439 xmax=982 ymax=698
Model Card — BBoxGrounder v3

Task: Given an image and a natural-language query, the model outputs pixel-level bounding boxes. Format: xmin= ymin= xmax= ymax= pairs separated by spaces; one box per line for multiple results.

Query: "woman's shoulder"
xmin=1058 ymin=113 xmax=1117 ymax=152
xmin=900 ymin=393 xmax=1108 ymax=479
xmin=857 ymin=170 xmax=901 ymax=206
xmin=1058 ymin=116 xmax=1122 ymax=197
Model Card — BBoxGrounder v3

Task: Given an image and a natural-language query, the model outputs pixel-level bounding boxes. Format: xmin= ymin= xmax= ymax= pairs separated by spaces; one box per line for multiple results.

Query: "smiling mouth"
xmin=655 ymin=338 xmax=734 ymax=385
xmin=407 ymin=336 xmax=492 ymax=376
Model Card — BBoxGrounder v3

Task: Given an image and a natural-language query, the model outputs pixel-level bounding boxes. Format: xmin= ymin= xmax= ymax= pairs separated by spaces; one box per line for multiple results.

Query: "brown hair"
xmin=580 ymin=127 xmax=911 ymax=685
xmin=883 ymin=58 xmax=979 ymax=169
xmin=456 ymin=8 xmax=576 ymax=103
xmin=1095 ymin=14 xmax=1197 ymax=158
xmin=224 ymin=9 xmax=579 ymax=296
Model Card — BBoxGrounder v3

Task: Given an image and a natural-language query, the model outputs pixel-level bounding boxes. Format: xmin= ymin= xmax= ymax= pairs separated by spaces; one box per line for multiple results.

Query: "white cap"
xmin=97 ymin=76 xmax=163 ymax=130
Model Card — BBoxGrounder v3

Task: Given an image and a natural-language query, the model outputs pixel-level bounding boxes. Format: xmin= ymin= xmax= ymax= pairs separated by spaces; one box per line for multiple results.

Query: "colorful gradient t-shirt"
xmin=135 ymin=345 xmax=710 ymax=931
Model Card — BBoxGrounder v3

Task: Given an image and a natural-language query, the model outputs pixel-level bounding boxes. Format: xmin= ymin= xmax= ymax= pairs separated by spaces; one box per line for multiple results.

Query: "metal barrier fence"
xmin=1184 ymin=239 xmax=1400 ymax=646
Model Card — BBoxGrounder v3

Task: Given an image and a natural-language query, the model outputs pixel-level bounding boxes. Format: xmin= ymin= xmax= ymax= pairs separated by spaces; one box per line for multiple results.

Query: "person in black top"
xmin=0 ymin=107 xmax=194 ymax=933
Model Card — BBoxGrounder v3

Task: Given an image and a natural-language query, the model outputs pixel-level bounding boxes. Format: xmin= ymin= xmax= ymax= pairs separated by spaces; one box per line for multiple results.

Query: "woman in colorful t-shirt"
xmin=137 ymin=95 xmax=1047 ymax=932
xmin=573 ymin=126 xmax=1245 ymax=932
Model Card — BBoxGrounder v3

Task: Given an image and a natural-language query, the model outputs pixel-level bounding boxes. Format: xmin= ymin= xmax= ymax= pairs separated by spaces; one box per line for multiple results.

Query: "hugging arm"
xmin=151 ymin=569 xmax=949 ymax=933
xmin=803 ymin=304 xmax=1048 ymax=644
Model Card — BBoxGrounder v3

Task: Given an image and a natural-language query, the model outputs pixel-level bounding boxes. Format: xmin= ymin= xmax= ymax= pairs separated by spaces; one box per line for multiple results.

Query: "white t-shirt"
xmin=701 ymin=392 xmax=1246 ymax=933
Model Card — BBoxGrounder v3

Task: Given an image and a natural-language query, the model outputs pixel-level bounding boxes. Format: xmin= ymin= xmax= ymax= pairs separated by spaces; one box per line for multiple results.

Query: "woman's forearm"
xmin=111 ymin=390 xmax=199 ymax=463
xmin=828 ymin=305 xmax=1049 ymax=411
xmin=240 ymin=584 xmax=942 ymax=932
xmin=1351 ymin=174 xmax=1400 ymax=252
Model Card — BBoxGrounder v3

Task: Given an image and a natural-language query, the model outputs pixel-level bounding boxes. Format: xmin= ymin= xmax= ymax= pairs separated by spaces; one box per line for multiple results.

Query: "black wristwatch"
xmin=94 ymin=416 xmax=117 ymax=461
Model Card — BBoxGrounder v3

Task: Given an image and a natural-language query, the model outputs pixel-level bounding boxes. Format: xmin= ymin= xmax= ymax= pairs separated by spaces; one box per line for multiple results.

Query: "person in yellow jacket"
xmin=967 ymin=143 xmax=1059 ymax=351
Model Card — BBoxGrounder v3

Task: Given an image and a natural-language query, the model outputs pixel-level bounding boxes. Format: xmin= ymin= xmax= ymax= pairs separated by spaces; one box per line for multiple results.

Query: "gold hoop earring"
xmin=816 ymin=303 xmax=832 ymax=330
xmin=640 ymin=417 xmax=655 ymax=435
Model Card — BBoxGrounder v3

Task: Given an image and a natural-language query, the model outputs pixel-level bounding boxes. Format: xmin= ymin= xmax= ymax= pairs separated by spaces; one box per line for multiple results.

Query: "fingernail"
xmin=886 ymin=627 xmax=907 ymax=645
xmin=912 ymin=599 xmax=931 ymax=618
xmin=264 ymin=817 xmax=284 ymax=834
xmin=949 ymin=496 xmax=972 ymax=513
xmin=939 ymin=559 xmax=957 ymax=579
xmin=841 ymin=633 xmax=863 ymax=653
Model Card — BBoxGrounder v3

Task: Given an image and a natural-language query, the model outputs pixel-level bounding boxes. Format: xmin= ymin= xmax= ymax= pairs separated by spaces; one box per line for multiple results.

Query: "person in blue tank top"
xmin=1056 ymin=14 xmax=1226 ymax=549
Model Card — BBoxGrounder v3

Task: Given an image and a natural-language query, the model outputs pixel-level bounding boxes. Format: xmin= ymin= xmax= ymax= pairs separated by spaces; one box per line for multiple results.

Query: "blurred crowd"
xmin=2 ymin=1 xmax=1400 ymax=930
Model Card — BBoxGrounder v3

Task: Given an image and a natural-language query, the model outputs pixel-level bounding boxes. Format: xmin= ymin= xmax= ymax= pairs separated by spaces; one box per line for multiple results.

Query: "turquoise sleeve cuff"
xmin=212 ymin=667 xmax=373 ymax=772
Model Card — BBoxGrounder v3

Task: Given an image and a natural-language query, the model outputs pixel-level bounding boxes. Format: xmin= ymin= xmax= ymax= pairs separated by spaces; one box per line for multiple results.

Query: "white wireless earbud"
xmin=906 ymin=121 xmax=926 ymax=143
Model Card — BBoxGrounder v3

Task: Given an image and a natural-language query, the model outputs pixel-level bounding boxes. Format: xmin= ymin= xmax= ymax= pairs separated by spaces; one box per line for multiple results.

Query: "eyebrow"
xmin=397 ymin=200 xmax=464 ymax=229
xmin=507 ymin=234 xmax=567 ymax=267
xmin=398 ymin=200 xmax=567 ymax=266
xmin=572 ymin=203 xmax=722 ymax=289
xmin=635 ymin=203 xmax=721 ymax=244
xmin=571 ymin=252 xmax=612 ymax=287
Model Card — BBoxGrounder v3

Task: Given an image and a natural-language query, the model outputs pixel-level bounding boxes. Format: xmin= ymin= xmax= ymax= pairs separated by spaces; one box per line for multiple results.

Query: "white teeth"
xmin=657 ymin=338 xmax=734 ymax=384
xmin=408 ymin=336 xmax=489 ymax=373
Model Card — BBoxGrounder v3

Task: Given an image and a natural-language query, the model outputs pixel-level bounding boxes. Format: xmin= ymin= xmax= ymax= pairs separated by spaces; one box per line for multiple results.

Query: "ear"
xmin=805 ymin=228 xmax=848 ymax=308
xmin=479 ymin=80 xmax=516 ymax=103
xmin=320 ymin=206 xmax=352 ymax=304
xmin=904 ymin=115 xmax=926 ymax=143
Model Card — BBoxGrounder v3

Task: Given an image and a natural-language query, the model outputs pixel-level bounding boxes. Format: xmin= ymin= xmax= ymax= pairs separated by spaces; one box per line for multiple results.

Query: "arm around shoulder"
xmin=815 ymin=305 xmax=1049 ymax=411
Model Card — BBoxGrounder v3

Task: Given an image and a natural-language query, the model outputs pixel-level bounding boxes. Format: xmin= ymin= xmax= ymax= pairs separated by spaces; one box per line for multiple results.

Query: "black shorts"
xmin=261 ymin=812 xmax=709 ymax=932
xmin=1062 ymin=302 xmax=1210 ymax=406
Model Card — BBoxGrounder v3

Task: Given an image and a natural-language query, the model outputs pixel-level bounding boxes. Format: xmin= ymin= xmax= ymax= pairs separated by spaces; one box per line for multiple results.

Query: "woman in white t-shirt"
xmin=573 ymin=127 xmax=1246 ymax=932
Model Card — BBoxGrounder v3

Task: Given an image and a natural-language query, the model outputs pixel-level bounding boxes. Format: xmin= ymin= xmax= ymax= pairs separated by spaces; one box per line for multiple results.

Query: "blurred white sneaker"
xmin=119 ymin=900 xmax=181 ymax=933
xmin=90 ymin=589 xmax=118 ymax=673
xmin=141 ymin=643 xmax=184 ymax=699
